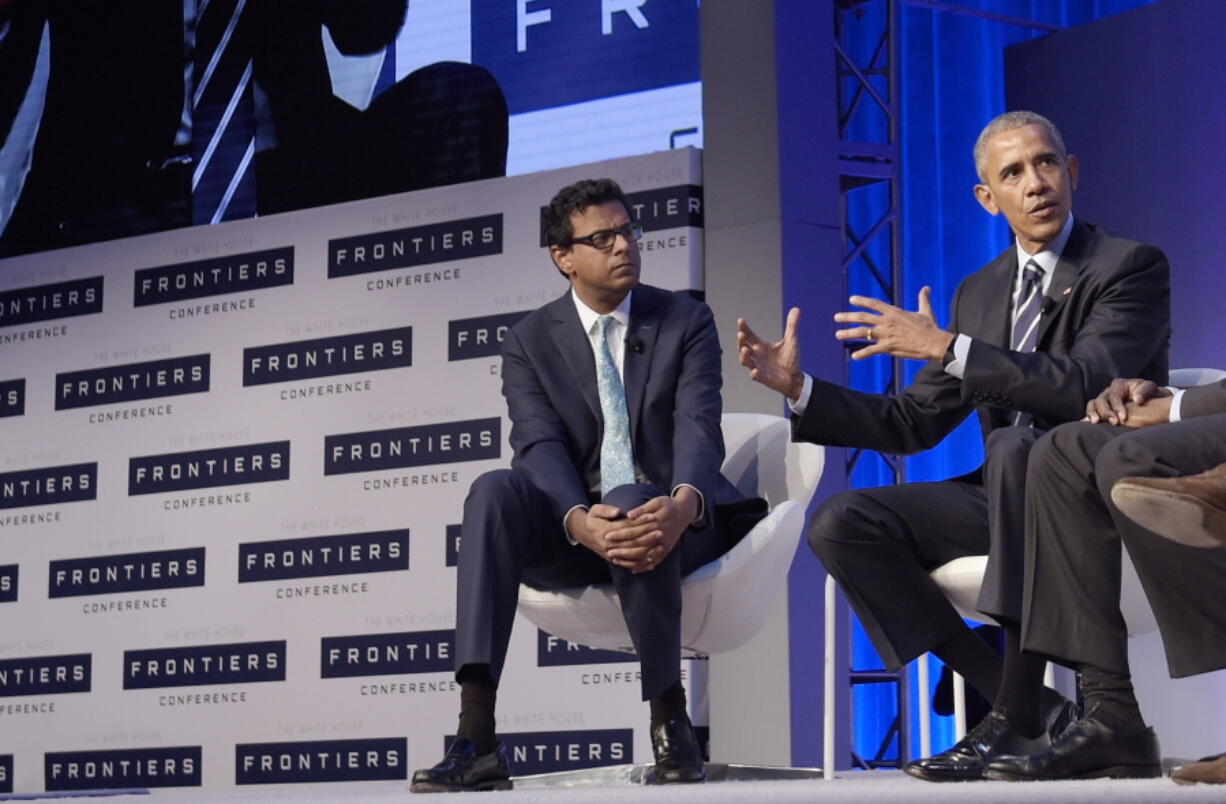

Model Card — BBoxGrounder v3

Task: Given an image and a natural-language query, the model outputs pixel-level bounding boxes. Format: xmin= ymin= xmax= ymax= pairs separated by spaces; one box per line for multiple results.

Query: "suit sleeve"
xmin=1180 ymin=380 xmax=1226 ymax=419
xmin=501 ymin=326 xmax=589 ymax=522
xmin=960 ymin=244 xmax=1170 ymax=424
xmin=792 ymin=284 xmax=973 ymax=455
xmin=0 ymin=3 xmax=45 ymax=146
xmin=669 ymin=301 xmax=726 ymax=497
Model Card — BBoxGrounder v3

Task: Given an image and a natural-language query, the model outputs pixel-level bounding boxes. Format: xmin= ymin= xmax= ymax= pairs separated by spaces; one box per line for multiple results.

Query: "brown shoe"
xmin=1172 ymin=753 xmax=1226 ymax=785
xmin=1111 ymin=462 xmax=1226 ymax=548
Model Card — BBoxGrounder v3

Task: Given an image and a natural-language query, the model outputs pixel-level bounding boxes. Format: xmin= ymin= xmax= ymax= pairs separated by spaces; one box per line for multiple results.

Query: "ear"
xmin=1065 ymin=153 xmax=1079 ymax=190
xmin=550 ymin=244 xmax=574 ymax=277
xmin=974 ymin=183 xmax=999 ymax=216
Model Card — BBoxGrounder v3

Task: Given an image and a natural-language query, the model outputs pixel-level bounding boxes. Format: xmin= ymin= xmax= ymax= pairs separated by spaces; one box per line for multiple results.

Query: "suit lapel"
xmin=547 ymin=294 xmax=601 ymax=425
xmin=978 ymin=249 xmax=1017 ymax=347
xmin=1036 ymin=220 xmax=1089 ymax=346
xmin=624 ymin=287 xmax=660 ymax=439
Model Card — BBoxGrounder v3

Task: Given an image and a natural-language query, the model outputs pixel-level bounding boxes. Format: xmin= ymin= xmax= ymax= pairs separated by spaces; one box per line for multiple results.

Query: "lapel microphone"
xmin=625 ymin=334 xmax=644 ymax=354
xmin=1040 ymin=297 xmax=1056 ymax=315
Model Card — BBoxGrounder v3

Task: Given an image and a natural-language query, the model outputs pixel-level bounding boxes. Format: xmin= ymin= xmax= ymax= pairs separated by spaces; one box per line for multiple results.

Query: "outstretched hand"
xmin=738 ymin=307 xmax=803 ymax=400
xmin=834 ymin=287 xmax=954 ymax=362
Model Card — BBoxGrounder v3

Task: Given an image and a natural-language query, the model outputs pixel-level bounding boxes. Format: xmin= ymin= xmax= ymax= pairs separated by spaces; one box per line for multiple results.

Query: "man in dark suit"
xmin=738 ymin=111 xmax=1170 ymax=781
xmin=1115 ymin=447 xmax=1226 ymax=787
xmin=250 ymin=0 xmax=508 ymax=216
xmin=412 ymin=178 xmax=751 ymax=792
xmin=0 ymin=0 xmax=507 ymax=255
xmin=984 ymin=377 xmax=1226 ymax=781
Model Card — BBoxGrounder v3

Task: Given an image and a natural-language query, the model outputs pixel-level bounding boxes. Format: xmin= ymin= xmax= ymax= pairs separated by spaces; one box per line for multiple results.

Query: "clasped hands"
xmin=566 ymin=488 xmax=699 ymax=573
xmin=1084 ymin=378 xmax=1172 ymax=428
xmin=737 ymin=288 xmax=954 ymax=398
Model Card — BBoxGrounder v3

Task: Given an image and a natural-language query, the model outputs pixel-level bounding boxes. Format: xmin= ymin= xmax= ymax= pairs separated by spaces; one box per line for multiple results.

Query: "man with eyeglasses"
xmin=412 ymin=178 xmax=759 ymax=792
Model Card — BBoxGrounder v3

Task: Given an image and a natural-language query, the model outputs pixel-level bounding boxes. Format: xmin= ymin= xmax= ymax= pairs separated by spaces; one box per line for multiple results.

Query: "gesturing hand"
xmin=834 ymin=287 xmax=954 ymax=362
xmin=1085 ymin=378 xmax=1171 ymax=427
xmin=738 ymin=307 xmax=803 ymax=400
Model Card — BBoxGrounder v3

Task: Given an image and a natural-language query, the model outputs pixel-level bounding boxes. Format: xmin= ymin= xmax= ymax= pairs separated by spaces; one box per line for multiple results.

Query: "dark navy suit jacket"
xmin=499 ymin=284 xmax=744 ymax=531
xmin=794 ymin=220 xmax=1171 ymax=456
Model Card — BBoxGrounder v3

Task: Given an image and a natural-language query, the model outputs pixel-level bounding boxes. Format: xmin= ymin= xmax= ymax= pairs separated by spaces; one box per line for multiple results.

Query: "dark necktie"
xmin=1011 ymin=259 xmax=1045 ymax=425
xmin=191 ymin=0 xmax=257 ymax=225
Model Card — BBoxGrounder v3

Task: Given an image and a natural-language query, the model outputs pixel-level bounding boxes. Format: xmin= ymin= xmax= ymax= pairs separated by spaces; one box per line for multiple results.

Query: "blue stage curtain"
xmin=844 ymin=0 xmax=1157 ymax=766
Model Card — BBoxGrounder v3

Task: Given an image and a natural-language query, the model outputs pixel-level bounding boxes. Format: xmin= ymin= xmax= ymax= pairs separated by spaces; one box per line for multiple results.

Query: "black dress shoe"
xmin=649 ymin=716 xmax=705 ymax=784
xmin=904 ymin=709 xmax=1056 ymax=782
xmin=984 ymin=716 xmax=1161 ymax=781
xmin=410 ymin=738 xmax=512 ymax=793
xmin=1043 ymin=696 xmax=1080 ymax=740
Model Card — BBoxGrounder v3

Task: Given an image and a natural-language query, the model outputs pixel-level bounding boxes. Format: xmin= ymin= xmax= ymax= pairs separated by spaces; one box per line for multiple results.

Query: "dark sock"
xmin=1079 ymin=662 xmax=1146 ymax=732
xmin=456 ymin=665 xmax=497 ymax=754
xmin=993 ymin=625 xmax=1048 ymax=738
xmin=649 ymin=680 xmax=687 ymax=728
xmin=931 ymin=627 xmax=1002 ymax=704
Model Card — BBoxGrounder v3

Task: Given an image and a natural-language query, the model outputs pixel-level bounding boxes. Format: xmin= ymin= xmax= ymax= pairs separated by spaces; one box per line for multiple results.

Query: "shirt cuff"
xmin=671 ymin=483 xmax=707 ymax=528
xmin=943 ymin=333 xmax=971 ymax=379
xmin=1168 ymin=388 xmax=1185 ymax=422
xmin=788 ymin=373 xmax=814 ymax=416
xmin=562 ymin=504 xmax=588 ymax=546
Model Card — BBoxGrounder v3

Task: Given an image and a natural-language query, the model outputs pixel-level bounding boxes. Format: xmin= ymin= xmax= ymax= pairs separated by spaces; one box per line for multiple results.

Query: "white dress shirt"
xmin=792 ymin=213 xmax=1077 ymax=414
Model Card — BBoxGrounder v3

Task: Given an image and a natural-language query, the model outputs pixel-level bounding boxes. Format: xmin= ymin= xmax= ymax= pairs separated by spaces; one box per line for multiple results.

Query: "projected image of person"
xmin=0 ymin=0 xmax=192 ymax=256
xmin=738 ymin=111 xmax=1171 ymax=782
xmin=410 ymin=178 xmax=763 ymax=792
xmin=0 ymin=0 xmax=507 ymax=256
xmin=981 ymin=377 xmax=1226 ymax=782
xmin=250 ymin=0 xmax=508 ymax=215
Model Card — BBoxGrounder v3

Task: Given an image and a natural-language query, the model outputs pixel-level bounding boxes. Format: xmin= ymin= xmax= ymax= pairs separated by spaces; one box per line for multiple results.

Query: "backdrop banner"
xmin=0 ymin=148 xmax=705 ymax=794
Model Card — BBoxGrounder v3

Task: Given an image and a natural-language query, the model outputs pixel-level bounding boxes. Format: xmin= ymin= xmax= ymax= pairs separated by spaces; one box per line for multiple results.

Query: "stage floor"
xmin=6 ymin=770 xmax=1223 ymax=803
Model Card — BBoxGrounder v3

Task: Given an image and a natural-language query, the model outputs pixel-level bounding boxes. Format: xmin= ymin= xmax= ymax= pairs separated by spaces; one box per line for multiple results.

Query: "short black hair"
xmin=543 ymin=178 xmax=632 ymax=248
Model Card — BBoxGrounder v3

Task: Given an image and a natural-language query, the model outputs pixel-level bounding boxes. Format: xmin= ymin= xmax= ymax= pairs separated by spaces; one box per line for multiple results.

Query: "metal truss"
xmin=832 ymin=0 xmax=1065 ymax=771
xmin=835 ymin=0 xmax=909 ymax=771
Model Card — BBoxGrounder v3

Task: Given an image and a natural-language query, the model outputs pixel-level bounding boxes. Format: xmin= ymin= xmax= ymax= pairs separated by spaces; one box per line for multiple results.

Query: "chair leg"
xmin=823 ymin=574 xmax=836 ymax=779
xmin=952 ymin=671 xmax=967 ymax=740
xmin=917 ymin=653 xmax=931 ymax=759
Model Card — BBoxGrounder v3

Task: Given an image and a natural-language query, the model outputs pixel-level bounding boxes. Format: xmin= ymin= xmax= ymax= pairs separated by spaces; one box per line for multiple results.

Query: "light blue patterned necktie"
xmin=594 ymin=315 xmax=635 ymax=496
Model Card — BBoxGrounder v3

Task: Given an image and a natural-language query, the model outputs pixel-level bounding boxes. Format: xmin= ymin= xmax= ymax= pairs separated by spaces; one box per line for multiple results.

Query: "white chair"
xmin=1169 ymin=367 xmax=1226 ymax=387
xmin=921 ymin=553 xmax=1150 ymax=742
xmin=822 ymin=368 xmax=1226 ymax=773
xmin=517 ymin=413 xmax=824 ymax=658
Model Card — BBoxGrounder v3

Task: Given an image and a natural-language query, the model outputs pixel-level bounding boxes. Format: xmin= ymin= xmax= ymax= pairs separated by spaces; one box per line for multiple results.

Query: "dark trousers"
xmin=808 ymin=426 xmax=1039 ymax=671
xmin=454 ymin=469 xmax=725 ymax=700
xmin=1021 ymin=417 xmax=1226 ymax=677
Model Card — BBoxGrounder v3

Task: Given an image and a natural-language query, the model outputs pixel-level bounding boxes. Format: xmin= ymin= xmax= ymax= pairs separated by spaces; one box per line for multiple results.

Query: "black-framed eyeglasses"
xmin=566 ymin=222 xmax=642 ymax=251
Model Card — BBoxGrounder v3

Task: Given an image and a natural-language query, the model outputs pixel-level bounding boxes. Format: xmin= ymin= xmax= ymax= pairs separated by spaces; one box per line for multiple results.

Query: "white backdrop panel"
xmin=0 ymin=148 xmax=705 ymax=794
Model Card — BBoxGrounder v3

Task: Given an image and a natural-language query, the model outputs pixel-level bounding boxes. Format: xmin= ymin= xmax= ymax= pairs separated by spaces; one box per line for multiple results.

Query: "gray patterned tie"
xmin=1011 ymin=260 xmax=1045 ymax=353
xmin=1011 ymin=259 xmax=1045 ymax=425
xmin=594 ymin=316 xmax=635 ymax=496
xmin=191 ymin=0 xmax=257 ymax=225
